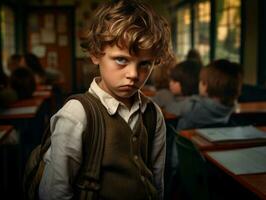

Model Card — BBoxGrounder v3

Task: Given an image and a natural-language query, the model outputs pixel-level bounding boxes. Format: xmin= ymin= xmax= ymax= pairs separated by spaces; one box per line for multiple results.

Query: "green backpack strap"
xmin=142 ymin=100 xmax=157 ymax=168
xmin=69 ymin=92 xmax=105 ymax=199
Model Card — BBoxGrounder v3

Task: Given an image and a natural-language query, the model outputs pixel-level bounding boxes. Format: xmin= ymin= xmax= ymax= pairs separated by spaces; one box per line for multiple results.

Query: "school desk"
xmin=204 ymin=146 xmax=266 ymax=200
xmin=232 ymin=102 xmax=266 ymax=126
xmin=0 ymin=98 xmax=45 ymax=120
xmin=179 ymin=126 xmax=266 ymax=151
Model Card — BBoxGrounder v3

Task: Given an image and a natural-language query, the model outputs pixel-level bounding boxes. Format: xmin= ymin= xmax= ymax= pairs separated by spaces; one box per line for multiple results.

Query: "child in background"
xmin=10 ymin=67 xmax=36 ymax=100
xmin=164 ymin=60 xmax=202 ymax=115
xmin=151 ymin=58 xmax=176 ymax=109
xmin=186 ymin=49 xmax=203 ymax=67
xmin=176 ymin=59 xmax=243 ymax=131
xmin=38 ymin=0 xmax=173 ymax=199
xmin=7 ymin=54 xmax=24 ymax=75
xmin=23 ymin=53 xmax=47 ymax=84
xmin=0 ymin=63 xmax=17 ymax=107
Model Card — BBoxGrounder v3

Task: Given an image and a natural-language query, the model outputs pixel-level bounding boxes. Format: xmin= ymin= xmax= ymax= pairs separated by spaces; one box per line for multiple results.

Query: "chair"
xmin=175 ymin=133 xmax=211 ymax=200
xmin=164 ymin=124 xmax=179 ymax=199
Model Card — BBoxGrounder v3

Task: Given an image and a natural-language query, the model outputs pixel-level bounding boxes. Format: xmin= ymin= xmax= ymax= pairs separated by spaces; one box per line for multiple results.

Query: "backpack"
xmin=23 ymin=92 xmax=157 ymax=200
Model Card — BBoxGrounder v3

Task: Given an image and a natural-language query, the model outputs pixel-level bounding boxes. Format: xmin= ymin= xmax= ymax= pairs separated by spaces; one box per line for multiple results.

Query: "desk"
xmin=180 ymin=126 xmax=266 ymax=151
xmin=180 ymin=127 xmax=266 ymax=199
xmin=204 ymin=150 xmax=266 ymax=199
xmin=0 ymin=98 xmax=45 ymax=119
xmin=235 ymin=102 xmax=266 ymax=114
xmin=232 ymin=102 xmax=266 ymax=126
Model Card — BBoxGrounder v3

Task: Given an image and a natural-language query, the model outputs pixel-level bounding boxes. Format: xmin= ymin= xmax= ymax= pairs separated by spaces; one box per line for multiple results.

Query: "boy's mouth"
xmin=119 ymin=85 xmax=138 ymax=91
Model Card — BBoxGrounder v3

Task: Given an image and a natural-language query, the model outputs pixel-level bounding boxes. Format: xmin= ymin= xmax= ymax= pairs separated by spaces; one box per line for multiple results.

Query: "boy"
xmin=39 ymin=0 xmax=173 ymax=199
xmin=176 ymin=59 xmax=243 ymax=131
xmin=163 ymin=60 xmax=202 ymax=116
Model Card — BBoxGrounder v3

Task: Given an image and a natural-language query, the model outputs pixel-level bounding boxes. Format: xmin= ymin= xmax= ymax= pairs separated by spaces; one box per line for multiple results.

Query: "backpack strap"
xmin=68 ymin=92 xmax=105 ymax=198
xmin=142 ymin=100 xmax=157 ymax=168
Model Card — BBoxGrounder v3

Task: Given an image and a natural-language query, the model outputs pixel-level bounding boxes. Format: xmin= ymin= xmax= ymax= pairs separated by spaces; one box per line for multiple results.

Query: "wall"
xmin=243 ymin=0 xmax=258 ymax=85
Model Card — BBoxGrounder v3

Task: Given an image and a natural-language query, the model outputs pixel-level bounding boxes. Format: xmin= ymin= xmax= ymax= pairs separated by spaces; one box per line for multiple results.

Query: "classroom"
xmin=0 ymin=0 xmax=266 ymax=199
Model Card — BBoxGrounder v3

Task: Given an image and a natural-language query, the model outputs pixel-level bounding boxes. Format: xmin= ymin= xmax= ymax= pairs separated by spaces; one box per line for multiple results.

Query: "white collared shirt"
xmin=39 ymin=78 xmax=166 ymax=200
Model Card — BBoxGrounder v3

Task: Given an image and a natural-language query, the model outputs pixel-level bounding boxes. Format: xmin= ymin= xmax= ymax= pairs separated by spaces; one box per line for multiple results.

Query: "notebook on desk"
xmin=206 ymin=146 xmax=266 ymax=175
xmin=196 ymin=126 xmax=266 ymax=142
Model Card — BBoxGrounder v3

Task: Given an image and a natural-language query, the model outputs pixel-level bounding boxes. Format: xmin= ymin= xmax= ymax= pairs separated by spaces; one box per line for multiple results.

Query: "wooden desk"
xmin=36 ymin=84 xmax=52 ymax=91
xmin=33 ymin=90 xmax=53 ymax=100
xmin=235 ymin=102 xmax=266 ymax=114
xmin=180 ymin=126 xmax=266 ymax=151
xmin=204 ymin=150 xmax=266 ymax=199
xmin=0 ymin=98 xmax=45 ymax=119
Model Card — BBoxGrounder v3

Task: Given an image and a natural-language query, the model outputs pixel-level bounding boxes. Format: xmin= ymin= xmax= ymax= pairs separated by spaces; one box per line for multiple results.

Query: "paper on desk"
xmin=0 ymin=106 xmax=38 ymax=116
xmin=196 ymin=126 xmax=266 ymax=142
xmin=207 ymin=146 xmax=266 ymax=175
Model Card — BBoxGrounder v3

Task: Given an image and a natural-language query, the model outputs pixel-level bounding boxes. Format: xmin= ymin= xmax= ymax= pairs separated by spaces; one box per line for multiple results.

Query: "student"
xmin=7 ymin=54 xmax=24 ymax=75
xmin=10 ymin=67 xmax=36 ymax=100
xmin=164 ymin=60 xmax=202 ymax=115
xmin=0 ymin=63 xmax=17 ymax=107
xmin=23 ymin=53 xmax=47 ymax=84
xmin=185 ymin=49 xmax=203 ymax=67
xmin=151 ymin=58 xmax=176 ymax=109
xmin=176 ymin=59 xmax=243 ymax=131
xmin=38 ymin=0 xmax=173 ymax=199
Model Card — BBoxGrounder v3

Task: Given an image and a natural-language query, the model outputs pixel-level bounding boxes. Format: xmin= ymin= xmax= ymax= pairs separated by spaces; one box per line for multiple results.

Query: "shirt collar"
xmin=88 ymin=77 xmax=150 ymax=115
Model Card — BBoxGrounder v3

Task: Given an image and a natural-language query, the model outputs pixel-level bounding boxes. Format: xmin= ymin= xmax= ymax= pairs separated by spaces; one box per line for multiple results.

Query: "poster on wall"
xmin=58 ymin=35 xmax=68 ymax=46
xmin=44 ymin=14 xmax=55 ymax=29
xmin=32 ymin=45 xmax=46 ymax=58
xmin=30 ymin=33 xmax=41 ymax=45
xmin=57 ymin=14 xmax=67 ymax=33
xmin=28 ymin=14 xmax=39 ymax=32
xmin=41 ymin=28 xmax=56 ymax=44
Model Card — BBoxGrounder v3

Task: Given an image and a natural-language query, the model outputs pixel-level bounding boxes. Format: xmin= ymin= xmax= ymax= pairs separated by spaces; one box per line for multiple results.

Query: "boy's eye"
xmin=115 ymin=57 xmax=128 ymax=65
xmin=139 ymin=61 xmax=153 ymax=70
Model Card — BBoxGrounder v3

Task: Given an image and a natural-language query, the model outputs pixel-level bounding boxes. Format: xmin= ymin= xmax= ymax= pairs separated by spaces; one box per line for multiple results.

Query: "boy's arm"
xmin=151 ymin=103 xmax=166 ymax=200
xmin=39 ymin=100 xmax=86 ymax=200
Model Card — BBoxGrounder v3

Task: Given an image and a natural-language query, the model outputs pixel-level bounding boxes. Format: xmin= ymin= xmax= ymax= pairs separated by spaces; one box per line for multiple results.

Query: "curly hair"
xmin=80 ymin=0 xmax=173 ymax=64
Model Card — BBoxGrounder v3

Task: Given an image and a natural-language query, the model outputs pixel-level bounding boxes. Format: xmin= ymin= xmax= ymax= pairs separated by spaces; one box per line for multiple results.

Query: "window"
xmin=0 ymin=5 xmax=15 ymax=75
xmin=215 ymin=0 xmax=241 ymax=62
xmin=176 ymin=6 xmax=191 ymax=61
xmin=194 ymin=0 xmax=211 ymax=65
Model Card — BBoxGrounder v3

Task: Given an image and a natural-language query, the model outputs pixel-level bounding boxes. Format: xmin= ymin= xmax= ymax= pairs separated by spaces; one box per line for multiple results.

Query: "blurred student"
xmin=10 ymin=67 xmax=36 ymax=100
xmin=23 ymin=53 xmax=47 ymax=84
xmin=164 ymin=60 xmax=202 ymax=115
xmin=0 ymin=64 xmax=17 ymax=107
xmin=7 ymin=54 xmax=24 ymax=75
xmin=176 ymin=59 xmax=243 ymax=131
xmin=186 ymin=49 xmax=203 ymax=67
xmin=151 ymin=58 xmax=176 ymax=109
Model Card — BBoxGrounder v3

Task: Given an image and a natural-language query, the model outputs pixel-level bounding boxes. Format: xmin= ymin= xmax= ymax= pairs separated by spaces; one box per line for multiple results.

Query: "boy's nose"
xmin=126 ymin=65 xmax=138 ymax=80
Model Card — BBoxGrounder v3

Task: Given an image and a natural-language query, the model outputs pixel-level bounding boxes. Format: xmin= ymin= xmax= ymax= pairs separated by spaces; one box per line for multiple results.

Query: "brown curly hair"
xmin=80 ymin=0 xmax=174 ymax=65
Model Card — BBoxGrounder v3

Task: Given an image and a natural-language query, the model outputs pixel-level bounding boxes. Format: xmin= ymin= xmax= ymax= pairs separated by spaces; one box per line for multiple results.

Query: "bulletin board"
xmin=26 ymin=6 xmax=75 ymax=93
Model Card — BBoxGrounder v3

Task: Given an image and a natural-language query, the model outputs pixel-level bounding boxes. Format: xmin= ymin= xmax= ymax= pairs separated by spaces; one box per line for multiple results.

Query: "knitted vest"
xmin=74 ymin=94 xmax=158 ymax=200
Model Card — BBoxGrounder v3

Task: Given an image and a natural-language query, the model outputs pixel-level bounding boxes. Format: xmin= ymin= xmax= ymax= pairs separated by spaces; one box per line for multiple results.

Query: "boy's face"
xmin=199 ymin=80 xmax=208 ymax=96
xmin=169 ymin=80 xmax=181 ymax=95
xmin=91 ymin=45 xmax=155 ymax=106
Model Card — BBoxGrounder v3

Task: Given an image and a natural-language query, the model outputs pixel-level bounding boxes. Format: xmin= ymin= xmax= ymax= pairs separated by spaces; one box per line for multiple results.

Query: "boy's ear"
xmin=90 ymin=55 xmax=100 ymax=65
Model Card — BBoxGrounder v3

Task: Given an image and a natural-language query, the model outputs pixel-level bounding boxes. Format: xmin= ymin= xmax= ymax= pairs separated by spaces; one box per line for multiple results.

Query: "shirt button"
xmin=134 ymin=155 xmax=138 ymax=160
xmin=132 ymin=136 xmax=137 ymax=142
